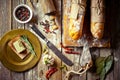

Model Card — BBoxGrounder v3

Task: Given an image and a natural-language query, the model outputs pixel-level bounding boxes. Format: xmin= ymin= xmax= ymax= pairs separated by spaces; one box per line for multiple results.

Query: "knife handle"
xmin=30 ymin=24 xmax=46 ymax=40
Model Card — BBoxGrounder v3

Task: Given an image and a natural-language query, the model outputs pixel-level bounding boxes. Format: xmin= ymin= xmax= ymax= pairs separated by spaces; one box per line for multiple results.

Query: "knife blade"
xmin=30 ymin=24 xmax=73 ymax=66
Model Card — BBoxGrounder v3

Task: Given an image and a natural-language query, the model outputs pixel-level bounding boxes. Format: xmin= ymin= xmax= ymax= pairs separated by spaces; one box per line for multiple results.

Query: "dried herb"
xmin=95 ymin=56 xmax=113 ymax=80
xmin=42 ymin=44 xmax=49 ymax=54
xmin=59 ymin=65 xmax=68 ymax=71
xmin=40 ymin=20 xmax=51 ymax=33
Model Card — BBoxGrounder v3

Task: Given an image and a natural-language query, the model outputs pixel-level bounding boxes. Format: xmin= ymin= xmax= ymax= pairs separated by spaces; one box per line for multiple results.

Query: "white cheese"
xmin=70 ymin=4 xmax=79 ymax=19
xmin=13 ymin=39 xmax=26 ymax=53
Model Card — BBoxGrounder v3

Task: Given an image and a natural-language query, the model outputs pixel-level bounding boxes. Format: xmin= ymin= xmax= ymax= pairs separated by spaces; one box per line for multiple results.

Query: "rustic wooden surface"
xmin=0 ymin=0 xmax=120 ymax=80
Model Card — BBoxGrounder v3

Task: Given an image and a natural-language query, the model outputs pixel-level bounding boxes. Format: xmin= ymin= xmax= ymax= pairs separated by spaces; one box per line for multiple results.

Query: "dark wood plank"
xmin=10 ymin=0 xmax=25 ymax=80
xmin=113 ymin=13 xmax=120 ymax=80
xmin=36 ymin=55 xmax=48 ymax=80
xmin=87 ymin=48 xmax=100 ymax=80
xmin=108 ymin=0 xmax=120 ymax=80
xmin=0 ymin=0 xmax=12 ymax=80
xmin=72 ymin=53 xmax=81 ymax=80
xmin=62 ymin=0 xmax=87 ymax=80
xmin=50 ymin=0 xmax=62 ymax=80
xmin=62 ymin=48 xmax=87 ymax=80
xmin=100 ymin=49 xmax=113 ymax=80
xmin=25 ymin=0 xmax=62 ymax=80
xmin=73 ymin=48 xmax=86 ymax=80
xmin=105 ymin=71 xmax=114 ymax=80
xmin=31 ymin=63 xmax=39 ymax=80
xmin=11 ymin=72 xmax=24 ymax=80
xmin=113 ymin=48 xmax=120 ymax=80
xmin=24 ymin=0 xmax=34 ymax=79
xmin=24 ymin=0 xmax=46 ymax=79
xmin=11 ymin=0 xmax=25 ymax=29
xmin=25 ymin=69 xmax=33 ymax=80
xmin=0 ymin=63 xmax=11 ymax=80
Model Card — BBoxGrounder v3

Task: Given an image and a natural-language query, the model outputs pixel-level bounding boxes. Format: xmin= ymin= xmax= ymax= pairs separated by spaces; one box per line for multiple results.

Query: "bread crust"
xmin=91 ymin=0 xmax=105 ymax=39
xmin=91 ymin=22 xmax=104 ymax=39
xmin=8 ymin=35 xmax=29 ymax=59
xmin=69 ymin=17 xmax=84 ymax=40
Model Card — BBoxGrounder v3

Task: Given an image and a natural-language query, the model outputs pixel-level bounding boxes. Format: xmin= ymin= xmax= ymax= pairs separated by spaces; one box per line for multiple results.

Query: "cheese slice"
xmin=70 ymin=4 xmax=79 ymax=19
xmin=13 ymin=39 xmax=26 ymax=53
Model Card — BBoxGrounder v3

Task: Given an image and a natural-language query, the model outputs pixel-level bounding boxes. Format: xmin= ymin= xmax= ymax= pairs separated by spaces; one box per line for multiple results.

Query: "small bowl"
xmin=13 ymin=4 xmax=33 ymax=24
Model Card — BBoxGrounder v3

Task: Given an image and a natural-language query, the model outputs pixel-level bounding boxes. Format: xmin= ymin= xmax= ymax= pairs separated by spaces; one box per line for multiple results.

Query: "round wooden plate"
xmin=0 ymin=29 xmax=42 ymax=72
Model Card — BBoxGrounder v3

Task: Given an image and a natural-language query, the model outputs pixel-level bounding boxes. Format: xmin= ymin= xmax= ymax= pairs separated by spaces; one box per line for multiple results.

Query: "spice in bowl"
xmin=13 ymin=4 xmax=33 ymax=23
xmin=15 ymin=6 xmax=30 ymax=21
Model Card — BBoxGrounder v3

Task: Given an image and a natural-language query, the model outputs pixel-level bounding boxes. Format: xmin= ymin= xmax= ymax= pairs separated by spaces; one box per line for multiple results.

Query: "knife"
xmin=30 ymin=24 xmax=73 ymax=66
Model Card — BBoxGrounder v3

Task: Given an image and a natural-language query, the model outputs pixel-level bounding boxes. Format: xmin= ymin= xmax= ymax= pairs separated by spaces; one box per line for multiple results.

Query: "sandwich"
xmin=8 ymin=35 xmax=35 ymax=59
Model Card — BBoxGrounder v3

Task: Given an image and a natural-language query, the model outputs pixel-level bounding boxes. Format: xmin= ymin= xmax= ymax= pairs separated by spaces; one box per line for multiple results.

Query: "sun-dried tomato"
xmin=65 ymin=50 xmax=80 ymax=54
xmin=60 ymin=42 xmax=80 ymax=54
xmin=45 ymin=67 xmax=58 ymax=79
xmin=60 ymin=42 xmax=73 ymax=51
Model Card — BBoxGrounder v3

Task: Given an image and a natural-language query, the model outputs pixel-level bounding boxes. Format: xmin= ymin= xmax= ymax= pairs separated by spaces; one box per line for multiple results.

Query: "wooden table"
xmin=0 ymin=0 xmax=120 ymax=80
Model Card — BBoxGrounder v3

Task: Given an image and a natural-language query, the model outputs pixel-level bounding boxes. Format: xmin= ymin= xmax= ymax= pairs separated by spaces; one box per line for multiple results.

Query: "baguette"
xmin=91 ymin=0 xmax=105 ymax=39
xmin=68 ymin=0 xmax=87 ymax=40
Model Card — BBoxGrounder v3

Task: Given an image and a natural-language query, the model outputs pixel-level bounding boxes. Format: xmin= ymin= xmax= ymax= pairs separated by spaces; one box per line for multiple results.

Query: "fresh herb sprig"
xmin=21 ymin=35 xmax=36 ymax=56
xmin=60 ymin=65 xmax=68 ymax=71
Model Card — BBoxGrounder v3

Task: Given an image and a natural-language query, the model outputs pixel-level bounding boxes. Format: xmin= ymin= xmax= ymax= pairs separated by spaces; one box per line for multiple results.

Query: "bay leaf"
xmin=105 ymin=56 xmax=113 ymax=74
xmin=95 ymin=56 xmax=113 ymax=80
xmin=95 ymin=57 xmax=106 ymax=74
xmin=100 ymin=68 xmax=106 ymax=80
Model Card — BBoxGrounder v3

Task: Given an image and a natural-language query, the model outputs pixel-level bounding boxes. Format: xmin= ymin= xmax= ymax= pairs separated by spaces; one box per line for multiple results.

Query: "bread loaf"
xmin=91 ymin=22 xmax=104 ymax=39
xmin=69 ymin=16 xmax=84 ymax=40
xmin=91 ymin=0 xmax=105 ymax=39
xmin=68 ymin=0 xmax=87 ymax=40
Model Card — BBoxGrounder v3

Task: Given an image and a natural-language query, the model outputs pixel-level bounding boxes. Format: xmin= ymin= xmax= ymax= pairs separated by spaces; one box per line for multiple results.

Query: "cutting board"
xmin=62 ymin=0 xmax=110 ymax=47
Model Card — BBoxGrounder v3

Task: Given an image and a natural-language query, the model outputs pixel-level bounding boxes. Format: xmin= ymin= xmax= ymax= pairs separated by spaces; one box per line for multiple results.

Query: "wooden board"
xmin=62 ymin=0 xmax=110 ymax=47
xmin=1 ymin=0 xmax=120 ymax=80
xmin=0 ymin=0 xmax=12 ymax=80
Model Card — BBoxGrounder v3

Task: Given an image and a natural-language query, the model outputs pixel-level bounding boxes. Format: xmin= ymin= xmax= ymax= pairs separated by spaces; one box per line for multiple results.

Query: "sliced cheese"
xmin=13 ymin=39 xmax=26 ymax=53
xmin=70 ymin=4 xmax=79 ymax=19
